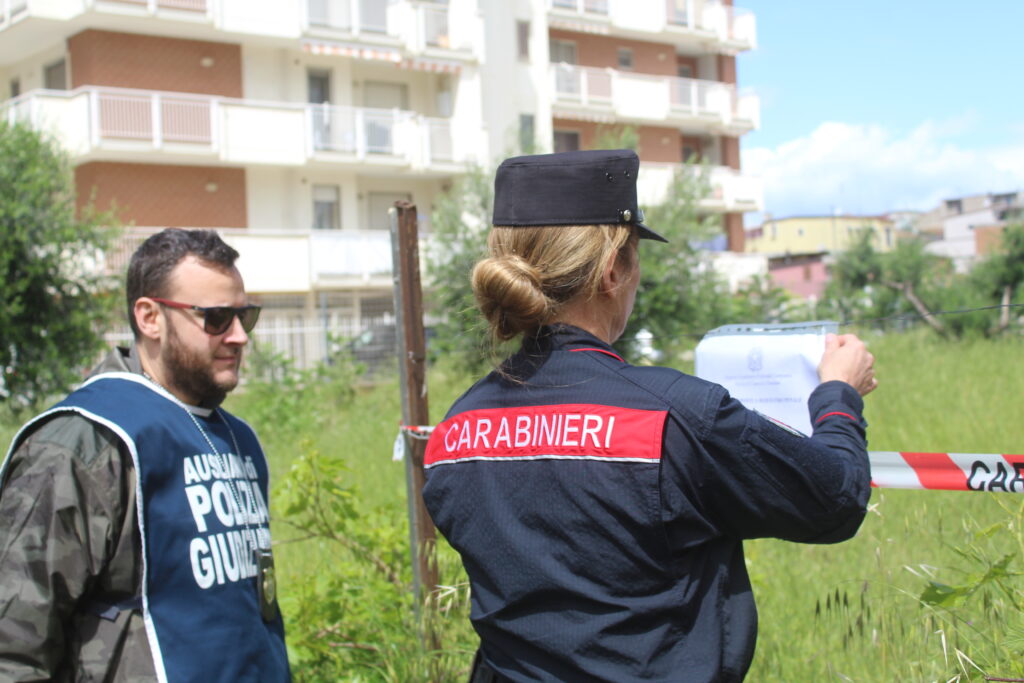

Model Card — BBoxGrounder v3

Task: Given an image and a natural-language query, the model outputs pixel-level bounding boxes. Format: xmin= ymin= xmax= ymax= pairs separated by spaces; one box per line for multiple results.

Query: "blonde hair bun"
xmin=472 ymin=254 xmax=551 ymax=341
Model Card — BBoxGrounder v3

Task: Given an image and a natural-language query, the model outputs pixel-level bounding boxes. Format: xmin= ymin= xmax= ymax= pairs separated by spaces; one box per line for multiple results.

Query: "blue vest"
xmin=10 ymin=373 xmax=290 ymax=682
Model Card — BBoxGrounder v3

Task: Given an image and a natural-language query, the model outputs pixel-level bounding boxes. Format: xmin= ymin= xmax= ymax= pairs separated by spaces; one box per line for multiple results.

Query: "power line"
xmin=620 ymin=302 xmax=1024 ymax=346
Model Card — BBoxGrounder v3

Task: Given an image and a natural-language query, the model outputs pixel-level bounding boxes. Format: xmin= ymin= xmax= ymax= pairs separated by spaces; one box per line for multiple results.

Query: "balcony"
xmin=0 ymin=0 xmax=27 ymax=27
xmin=110 ymin=226 xmax=423 ymax=293
xmin=2 ymin=87 xmax=477 ymax=170
xmin=547 ymin=0 xmax=755 ymax=53
xmin=0 ymin=0 xmax=476 ymax=62
xmin=637 ymin=163 xmax=763 ymax=213
xmin=305 ymin=0 xmax=477 ymax=57
xmin=551 ymin=64 xmax=759 ymax=134
xmin=550 ymin=0 xmax=608 ymax=14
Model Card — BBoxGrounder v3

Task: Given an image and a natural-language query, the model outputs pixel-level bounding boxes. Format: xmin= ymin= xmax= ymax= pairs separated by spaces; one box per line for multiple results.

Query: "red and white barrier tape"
xmin=394 ymin=433 xmax=1022 ymax=493
xmin=870 ymin=452 xmax=1024 ymax=493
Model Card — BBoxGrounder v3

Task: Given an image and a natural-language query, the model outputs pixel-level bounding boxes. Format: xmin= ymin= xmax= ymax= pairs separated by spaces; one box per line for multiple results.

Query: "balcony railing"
xmin=665 ymin=0 xmax=691 ymax=27
xmin=95 ymin=0 xmax=207 ymax=11
xmin=0 ymin=0 xmax=28 ymax=27
xmin=551 ymin=0 xmax=608 ymax=14
xmin=307 ymin=0 xmax=388 ymax=33
xmin=422 ymin=5 xmax=450 ymax=47
xmin=636 ymin=163 xmax=763 ymax=213
xmin=96 ymin=91 xmax=214 ymax=144
xmin=309 ymin=104 xmax=403 ymax=156
xmin=551 ymin=65 xmax=757 ymax=128
xmin=3 ymin=87 xmax=477 ymax=168
xmin=310 ymin=229 xmax=393 ymax=279
xmin=547 ymin=0 xmax=754 ymax=49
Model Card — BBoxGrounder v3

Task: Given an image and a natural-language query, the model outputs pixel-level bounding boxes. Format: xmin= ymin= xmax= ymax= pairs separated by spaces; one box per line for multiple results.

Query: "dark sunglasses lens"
xmin=203 ymin=307 xmax=235 ymax=335
xmin=239 ymin=306 xmax=260 ymax=333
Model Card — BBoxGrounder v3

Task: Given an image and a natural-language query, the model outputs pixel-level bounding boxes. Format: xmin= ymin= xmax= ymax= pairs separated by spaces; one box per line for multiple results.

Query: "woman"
xmin=423 ymin=149 xmax=876 ymax=683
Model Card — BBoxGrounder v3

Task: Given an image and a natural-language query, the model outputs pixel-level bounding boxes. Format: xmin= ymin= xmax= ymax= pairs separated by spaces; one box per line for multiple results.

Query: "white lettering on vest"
xmin=216 ymin=532 xmax=240 ymax=582
xmin=183 ymin=458 xmax=201 ymax=486
xmin=208 ymin=533 xmax=226 ymax=585
xmin=210 ymin=480 xmax=236 ymax=527
xmin=185 ymin=484 xmax=213 ymax=533
xmin=190 ymin=537 xmax=216 ymax=589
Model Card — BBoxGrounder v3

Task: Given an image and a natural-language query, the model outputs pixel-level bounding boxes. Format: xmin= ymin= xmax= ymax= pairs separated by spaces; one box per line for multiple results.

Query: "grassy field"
xmin=3 ymin=329 xmax=1021 ymax=680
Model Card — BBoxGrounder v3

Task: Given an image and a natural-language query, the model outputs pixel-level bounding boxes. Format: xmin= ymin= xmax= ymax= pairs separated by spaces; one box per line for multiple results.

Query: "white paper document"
xmin=694 ymin=322 xmax=838 ymax=435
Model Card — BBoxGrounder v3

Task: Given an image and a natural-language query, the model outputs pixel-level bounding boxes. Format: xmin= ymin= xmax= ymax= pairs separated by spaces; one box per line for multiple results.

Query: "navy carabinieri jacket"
xmin=422 ymin=324 xmax=871 ymax=682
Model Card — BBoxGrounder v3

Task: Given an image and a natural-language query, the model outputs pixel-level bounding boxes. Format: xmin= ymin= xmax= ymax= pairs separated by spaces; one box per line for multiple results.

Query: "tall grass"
xmin=747 ymin=330 xmax=1024 ymax=681
xmin=2 ymin=330 xmax=1020 ymax=680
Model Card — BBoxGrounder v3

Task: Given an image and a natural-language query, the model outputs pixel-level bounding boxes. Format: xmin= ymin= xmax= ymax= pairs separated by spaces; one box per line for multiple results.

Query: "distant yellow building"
xmin=745 ymin=215 xmax=898 ymax=254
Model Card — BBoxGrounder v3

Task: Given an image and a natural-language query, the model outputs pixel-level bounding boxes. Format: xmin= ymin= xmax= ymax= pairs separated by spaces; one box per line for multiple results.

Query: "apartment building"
xmin=918 ymin=191 xmax=1022 ymax=272
xmin=745 ymin=215 xmax=900 ymax=256
xmin=1 ymin=0 xmax=760 ymax=363
xmin=482 ymin=0 xmax=762 ymax=250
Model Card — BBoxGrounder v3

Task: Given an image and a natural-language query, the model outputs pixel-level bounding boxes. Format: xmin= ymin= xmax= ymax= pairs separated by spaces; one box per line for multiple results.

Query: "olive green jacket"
xmin=0 ymin=347 xmax=156 ymax=682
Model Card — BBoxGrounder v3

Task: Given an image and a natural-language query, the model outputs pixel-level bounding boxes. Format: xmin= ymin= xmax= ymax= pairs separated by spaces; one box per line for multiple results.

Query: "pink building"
xmin=767 ymin=252 xmax=829 ymax=299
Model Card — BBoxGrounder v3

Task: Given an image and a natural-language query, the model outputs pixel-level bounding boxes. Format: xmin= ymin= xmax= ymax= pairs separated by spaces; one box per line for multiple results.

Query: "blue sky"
xmin=737 ymin=1 xmax=1024 ymax=223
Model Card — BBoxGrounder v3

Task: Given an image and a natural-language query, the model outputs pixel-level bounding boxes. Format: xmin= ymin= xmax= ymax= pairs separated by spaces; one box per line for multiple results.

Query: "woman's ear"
xmin=600 ymin=249 xmax=621 ymax=296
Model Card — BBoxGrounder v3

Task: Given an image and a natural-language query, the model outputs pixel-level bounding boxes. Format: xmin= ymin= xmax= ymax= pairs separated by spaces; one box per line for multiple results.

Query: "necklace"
xmin=143 ymin=372 xmax=278 ymax=621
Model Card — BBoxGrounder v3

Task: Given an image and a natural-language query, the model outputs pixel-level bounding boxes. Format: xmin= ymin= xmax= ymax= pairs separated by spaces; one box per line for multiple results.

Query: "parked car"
xmin=343 ymin=323 xmax=435 ymax=377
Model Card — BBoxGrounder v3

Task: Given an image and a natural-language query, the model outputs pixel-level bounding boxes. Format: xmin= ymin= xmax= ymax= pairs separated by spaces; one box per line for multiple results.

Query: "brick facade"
xmin=76 ymin=162 xmax=247 ymax=228
xmin=68 ymin=30 xmax=242 ymax=97
xmin=552 ymin=118 xmax=681 ymax=163
xmin=549 ymin=30 xmax=677 ymax=76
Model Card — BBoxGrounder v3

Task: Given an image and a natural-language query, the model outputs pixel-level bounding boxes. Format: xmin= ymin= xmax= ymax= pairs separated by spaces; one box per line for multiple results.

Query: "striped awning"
xmin=398 ymin=57 xmax=463 ymax=74
xmin=551 ymin=107 xmax=616 ymax=124
xmin=302 ymin=40 xmax=402 ymax=63
xmin=548 ymin=18 xmax=610 ymax=35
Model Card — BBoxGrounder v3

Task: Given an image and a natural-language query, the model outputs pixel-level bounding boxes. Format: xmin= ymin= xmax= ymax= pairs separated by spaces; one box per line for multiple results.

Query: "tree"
xmin=824 ymin=226 xmax=1022 ymax=339
xmin=971 ymin=222 xmax=1024 ymax=335
xmin=424 ymin=165 xmax=494 ymax=371
xmin=0 ymin=121 xmax=118 ymax=412
xmin=617 ymin=163 xmax=725 ymax=361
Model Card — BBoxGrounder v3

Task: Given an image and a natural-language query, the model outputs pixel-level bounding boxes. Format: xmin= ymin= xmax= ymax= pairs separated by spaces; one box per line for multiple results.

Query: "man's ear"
xmin=134 ymin=298 xmax=163 ymax=341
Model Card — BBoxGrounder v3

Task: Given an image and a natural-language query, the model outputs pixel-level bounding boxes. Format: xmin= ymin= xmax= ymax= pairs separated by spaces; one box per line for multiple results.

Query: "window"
xmin=516 ymin=21 xmax=530 ymax=61
xmin=313 ymin=185 xmax=341 ymax=230
xmin=9 ymin=79 xmax=20 ymax=99
xmin=681 ymin=143 xmax=699 ymax=163
xmin=553 ymin=130 xmax=580 ymax=154
xmin=519 ymin=113 xmax=535 ymax=154
xmin=549 ymin=39 xmax=576 ymax=65
xmin=677 ymin=64 xmax=693 ymax=79
xmin=43 ymin=59 xmax=66 ymax=90
xmin=945 ymin=199 xmax=962 ymax=215
xmin=617 ymin=48 xmax=633 ymax=71
xmin=308 ymin=70 xmax=331 ymax=104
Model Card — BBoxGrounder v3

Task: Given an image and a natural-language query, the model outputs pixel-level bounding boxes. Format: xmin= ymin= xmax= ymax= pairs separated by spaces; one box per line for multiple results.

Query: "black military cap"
xmin=491 ymin=148 xmax=668 ymax=242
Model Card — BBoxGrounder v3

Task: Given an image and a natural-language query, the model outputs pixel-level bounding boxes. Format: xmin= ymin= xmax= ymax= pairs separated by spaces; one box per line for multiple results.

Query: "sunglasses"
xmin=150 ymin=297 xmax=261 ymax=336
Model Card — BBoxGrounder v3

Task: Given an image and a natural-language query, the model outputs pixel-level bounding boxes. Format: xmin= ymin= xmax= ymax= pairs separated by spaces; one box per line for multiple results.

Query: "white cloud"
xmin=742 ymin=119 xmax=1024 ymax=221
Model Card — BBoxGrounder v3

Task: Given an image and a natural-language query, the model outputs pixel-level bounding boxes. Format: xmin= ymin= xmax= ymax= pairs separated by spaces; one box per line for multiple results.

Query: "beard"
xmin=162 ymin=322 xmax=240 ymax=408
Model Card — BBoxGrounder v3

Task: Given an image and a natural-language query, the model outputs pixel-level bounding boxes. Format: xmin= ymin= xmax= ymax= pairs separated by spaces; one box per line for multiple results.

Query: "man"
xmin=0 ymin=229 xmax=290 ymax=681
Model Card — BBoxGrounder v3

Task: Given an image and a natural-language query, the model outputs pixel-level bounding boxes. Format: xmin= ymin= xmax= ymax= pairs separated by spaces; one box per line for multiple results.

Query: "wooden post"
xmin=389 ymin=201 xmax=440 ymax=649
